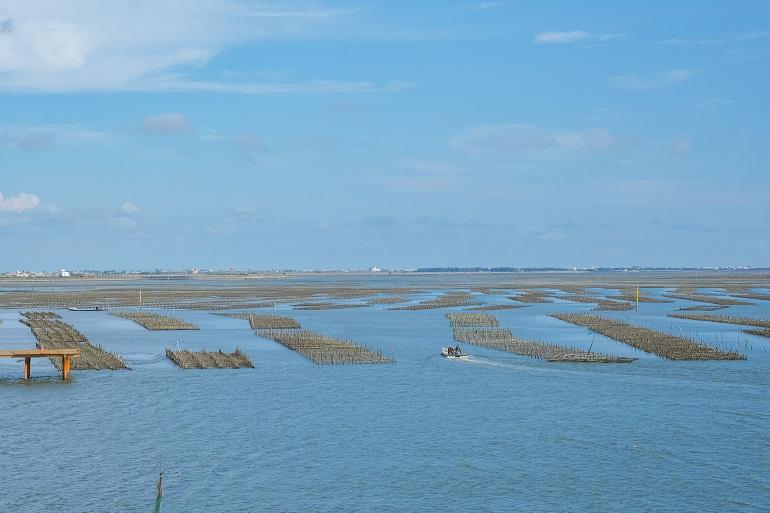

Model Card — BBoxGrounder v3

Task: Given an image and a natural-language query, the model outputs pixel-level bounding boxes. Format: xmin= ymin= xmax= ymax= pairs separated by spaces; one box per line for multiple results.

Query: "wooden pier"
xmin=0 ymin=348 xmax=79 ymax=380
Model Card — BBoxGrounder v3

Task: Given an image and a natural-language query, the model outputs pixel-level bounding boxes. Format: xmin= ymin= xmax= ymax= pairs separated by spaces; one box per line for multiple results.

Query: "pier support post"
xmin=24 ymin=356 xmax=31 ymax=380
xmin=62 ymin=355 xmax=71 ymax=380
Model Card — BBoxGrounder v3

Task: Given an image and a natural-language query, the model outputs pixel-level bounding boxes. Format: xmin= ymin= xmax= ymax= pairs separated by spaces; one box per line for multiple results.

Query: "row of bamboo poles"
xmin=675 ymin=305 xmax=728 ymax=312
xmin=366 ymin=296 xmax=406 ymax=305
xmin=0 ymin=285 xmax=418 ymax=309
xmin=162 ymin=301 xmax=275 ymax=311
xmin=223 ymin=312 xmax=393 ymax=365
xmin=559 ymin=294 xmax=633 ymax=311
xmin=165 ymin=348 xmax=254 ymax=369
xmin=606 ymin=289 xmax=672 ymax=304
xmin=551 ymin=313 xmax=745 ymax=360
xmin=669 ymin=312 xmax=770 ymax=329
xmin=248 ymin=314 xmax=301 ymax=329
xmin=1 ymin=282 xmax=765 ymax=311
xmin=446 ymin=312 xmax=499 ymax=327
xmin=446 ymin=312 xmax=625 ymax=362
xmin=256 ymin=329 xmax=394 ymax=365
xmin=669 ymin=312 xmax=770 ymax=340
xmin=216 ymin=312 xmax=301 ymax=329
xmin=662 ymin=292 xmax=751 ymax=306
xmin=508 ymin=291 xmax=552 ymax=303
xmin=731 ymin=291 xmax=770 ymax=302
xmin=465 ymin=304 xmax=527 ymax=311
xmin=20 ymin=312 xmax=128 ymax=370
xmin=389 ymin=291 xmax=478 ymax=310
xmin=111 ymin=311 xmax=198 ymax=330
xmin=291 ymin=302 xmax=368 ymax=310
xmin=20 ymin=311 xmax=61 ymax=320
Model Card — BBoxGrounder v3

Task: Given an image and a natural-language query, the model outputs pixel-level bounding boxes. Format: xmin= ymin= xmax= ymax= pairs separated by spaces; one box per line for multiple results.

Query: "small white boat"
xmin=66 ymin=306 xmax=105 ymax=311
xmin=441 ymin=346 xmax=469 ymax=359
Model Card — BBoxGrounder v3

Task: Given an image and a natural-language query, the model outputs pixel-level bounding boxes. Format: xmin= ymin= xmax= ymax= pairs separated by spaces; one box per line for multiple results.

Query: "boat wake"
xmin=460 ymin=355 xmax=530 ymax=370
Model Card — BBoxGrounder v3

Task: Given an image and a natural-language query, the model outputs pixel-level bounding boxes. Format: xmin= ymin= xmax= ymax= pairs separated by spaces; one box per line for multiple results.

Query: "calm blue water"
xmin=1 ymin=280 xmax=769 ymax=512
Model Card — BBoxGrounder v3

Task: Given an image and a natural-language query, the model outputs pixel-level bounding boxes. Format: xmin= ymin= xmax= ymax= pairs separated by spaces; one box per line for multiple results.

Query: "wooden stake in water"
xmin=153 ymin=471 xmax=163 ymax=513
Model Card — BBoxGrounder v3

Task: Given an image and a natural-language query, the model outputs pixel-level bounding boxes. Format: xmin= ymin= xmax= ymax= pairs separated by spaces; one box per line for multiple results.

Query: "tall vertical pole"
xmin=154 ymin=471 xmax=164 ymax=513
xmin=24 ymin=356 xmax=31 ymax=380
xmin=636 ymin=285 xmax=639 ymax=311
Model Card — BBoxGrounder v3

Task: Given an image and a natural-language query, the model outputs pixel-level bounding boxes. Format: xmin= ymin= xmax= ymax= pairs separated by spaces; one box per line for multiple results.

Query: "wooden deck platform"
xmin=0 ymin=348 xmax=80 ymax=380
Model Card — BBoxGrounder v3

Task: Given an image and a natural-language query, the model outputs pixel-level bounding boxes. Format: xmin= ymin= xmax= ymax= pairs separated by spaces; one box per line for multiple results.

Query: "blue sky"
xmin=1 ymin=0 xmax=768 ymax=270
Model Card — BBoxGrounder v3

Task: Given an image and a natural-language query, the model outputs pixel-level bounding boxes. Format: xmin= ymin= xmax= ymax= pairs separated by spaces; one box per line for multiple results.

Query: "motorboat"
xmin=66 ymin=306 xmax=105 ymax=311
xmin=441 ymin=346 xmax=469 ymax=359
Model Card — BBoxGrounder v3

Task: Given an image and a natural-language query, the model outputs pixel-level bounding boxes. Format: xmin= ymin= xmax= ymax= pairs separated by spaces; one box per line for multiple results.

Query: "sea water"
xmin=1 ymin=277 xmax=768 ymax=512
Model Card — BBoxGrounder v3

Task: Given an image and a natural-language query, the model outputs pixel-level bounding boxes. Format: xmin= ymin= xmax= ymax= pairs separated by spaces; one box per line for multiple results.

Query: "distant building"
xmin=370 ymin=266 xmax=382 ymax=272
xmin=60 ymin=269 xmax=71 ymax=278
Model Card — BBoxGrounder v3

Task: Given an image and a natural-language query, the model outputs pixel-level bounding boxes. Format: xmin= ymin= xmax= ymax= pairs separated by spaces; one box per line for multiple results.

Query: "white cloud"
xmin=0 ymin=126 xmax=55 ymax=150
xmin=449 ymin=124 xmax=621 ymax=158
xmin=610 ymin=69 xmax=694 ymax=90
xmin=535 ymin=31 xmax=590 ymax=44
xmin=475 ymin=1 xmax=512 ymax=9
xmin=142 ymin=113 xmax=191 ymax=134
xmin=0 ymin=124 xmax=109 ymax=150
xmin=660 ymin=31 xmax=770 ymax=46
xmin=0 ymin=1 xmax=405 ymax=94
xmin=534 ymin=31 xmax=622 ymax=44
xmin=135 ymin=78 xmax=412 ymax=95
xmin=231 ymin=206 xmax=266 ymax=217
xmin=0 ymin=192 xmax=40 ymax=213
xmin=0 ymin=18 xmax=88 ymax=73
xmin=120 ymin=202 xmax=140 ymax=215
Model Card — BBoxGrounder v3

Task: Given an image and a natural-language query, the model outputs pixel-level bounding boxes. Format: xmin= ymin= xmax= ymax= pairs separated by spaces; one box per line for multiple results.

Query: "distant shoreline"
xmin=3 ymin=266 xmax=768 ymax=281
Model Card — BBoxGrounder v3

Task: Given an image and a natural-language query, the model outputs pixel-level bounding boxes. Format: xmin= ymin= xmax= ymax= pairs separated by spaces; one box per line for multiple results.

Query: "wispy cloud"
xmin=448 ymin=124 xmax=693 ymax=164
xmin=120 ymin=202 xmax=140 ymax=216
xmin=534 ymin=30 xmax=623 ymax=44
xmin=660 ymin=31 xmax=770 ymax=46
xmin=0 ymin=124 xmax=108 ymax=150
xmin=610 ymin=69 xmax=695 ymax=90
xmin=449 ymin=123 xmax=622 ymax=160
xmin=141 ymin=113 xmax=192 ymax=134
xmin=0 ymin=192 xmax=40 ymax=213
xmin=231 ymin=133 xmax=268 ymax=161
xmin=0 ymin=126 xmax=55 ymax=150
xmin=130 ymin=79 xmax=413 ymax=95
xmin=0 ymin=1 xmax=408 ymax=94
xmin=474 ymin=1 xmax=512 ymax=10
xmin=230 ymin=206 xmax=270 ymax=218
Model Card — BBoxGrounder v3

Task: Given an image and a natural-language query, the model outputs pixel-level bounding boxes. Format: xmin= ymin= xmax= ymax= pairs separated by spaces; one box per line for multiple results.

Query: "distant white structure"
xmin=59 ymin=269 xmax=71 ymax=278
xmin=370 ymin=266 xmax=382 ymax=272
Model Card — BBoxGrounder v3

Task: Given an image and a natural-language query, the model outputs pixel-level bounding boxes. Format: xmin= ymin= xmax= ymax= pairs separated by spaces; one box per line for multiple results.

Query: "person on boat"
xmin=447 ymin=346 xmax=453 ymax=355
xmin=455 ymin=345 xmax=462 ymax=354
